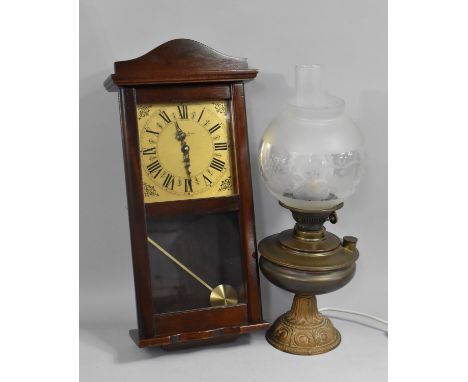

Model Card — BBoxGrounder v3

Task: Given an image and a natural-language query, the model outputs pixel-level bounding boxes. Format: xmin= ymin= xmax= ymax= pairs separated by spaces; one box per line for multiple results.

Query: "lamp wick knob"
xmin=329 ymin=211 xmax=338 ymax=224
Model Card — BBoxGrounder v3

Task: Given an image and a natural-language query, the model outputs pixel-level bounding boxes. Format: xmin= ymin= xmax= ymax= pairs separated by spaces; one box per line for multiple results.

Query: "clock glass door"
xmin=146 ymin=211 xmax=246 ymax=314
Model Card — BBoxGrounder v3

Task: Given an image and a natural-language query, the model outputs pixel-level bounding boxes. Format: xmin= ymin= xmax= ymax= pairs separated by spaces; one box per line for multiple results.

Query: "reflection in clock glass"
xmin=146 ymin=211 xmax=246 ymax=314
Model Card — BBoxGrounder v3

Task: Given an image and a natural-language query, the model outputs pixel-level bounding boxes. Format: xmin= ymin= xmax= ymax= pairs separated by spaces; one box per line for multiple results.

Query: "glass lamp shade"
xmin=259 ymin=65 xmax=365 ymax=210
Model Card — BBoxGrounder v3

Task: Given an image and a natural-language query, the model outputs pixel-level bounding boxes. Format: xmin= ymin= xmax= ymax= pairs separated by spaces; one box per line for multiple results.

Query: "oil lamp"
xmin=258 ymin=64 xmax=365 ymax=355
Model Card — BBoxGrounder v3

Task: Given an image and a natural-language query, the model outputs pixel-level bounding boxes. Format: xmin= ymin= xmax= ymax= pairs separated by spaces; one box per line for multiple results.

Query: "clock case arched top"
xmin=104 ymin=38 xmax=258 ymax=90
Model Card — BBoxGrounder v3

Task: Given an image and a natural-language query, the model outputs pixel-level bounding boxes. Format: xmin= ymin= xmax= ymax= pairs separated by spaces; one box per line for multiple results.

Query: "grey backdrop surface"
xmin=80 ymin=0 xmax=387 ymax=380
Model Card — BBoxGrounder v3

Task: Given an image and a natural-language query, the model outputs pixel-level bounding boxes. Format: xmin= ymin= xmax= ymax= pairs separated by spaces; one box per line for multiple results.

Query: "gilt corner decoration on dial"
xmin=138 ymin=101 xmax=235 ymax=203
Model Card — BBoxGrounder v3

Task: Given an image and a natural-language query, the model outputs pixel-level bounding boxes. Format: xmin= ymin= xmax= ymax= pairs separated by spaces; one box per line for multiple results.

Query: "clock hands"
xmin=174 ymin=120 xmax=186 ymax=142
xmin=147 ymin=237 xmax=238 ymax=307
xmin=174 ymin=121 xmax=191 ymax=178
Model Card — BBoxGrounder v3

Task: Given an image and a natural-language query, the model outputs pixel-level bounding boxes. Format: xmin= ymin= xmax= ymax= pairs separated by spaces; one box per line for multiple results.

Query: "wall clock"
xmin=104 ymin=39 xmax=268 ymax=348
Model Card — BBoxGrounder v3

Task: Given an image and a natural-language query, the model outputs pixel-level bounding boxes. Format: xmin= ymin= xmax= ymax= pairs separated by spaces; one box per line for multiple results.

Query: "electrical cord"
xmin=319 ymin=307 xmax=388 ymax=326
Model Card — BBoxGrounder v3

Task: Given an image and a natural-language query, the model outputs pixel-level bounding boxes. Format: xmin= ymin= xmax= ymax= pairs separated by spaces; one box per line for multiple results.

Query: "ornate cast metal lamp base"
xmin=266 ymin=294 xmax=340 ymax=355
xmin=259 ymin=203 xmax=358 ymax=356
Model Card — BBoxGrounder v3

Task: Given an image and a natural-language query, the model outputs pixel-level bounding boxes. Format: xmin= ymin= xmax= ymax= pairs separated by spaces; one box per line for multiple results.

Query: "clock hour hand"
xmin=181 ymin=144 xmax=191 ymax=177
xmin=175 ymin=121 xmax=191 ymax=177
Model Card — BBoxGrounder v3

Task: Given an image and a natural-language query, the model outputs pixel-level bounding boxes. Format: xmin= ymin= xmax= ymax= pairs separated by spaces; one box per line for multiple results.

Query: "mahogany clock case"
xmin=104 ymin=39 xmax=268 ymax=348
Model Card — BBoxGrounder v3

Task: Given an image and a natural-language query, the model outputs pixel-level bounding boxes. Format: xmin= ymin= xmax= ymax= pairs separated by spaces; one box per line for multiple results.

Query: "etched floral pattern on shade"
xmin=259 ymin=143 xmax=365 ymax=210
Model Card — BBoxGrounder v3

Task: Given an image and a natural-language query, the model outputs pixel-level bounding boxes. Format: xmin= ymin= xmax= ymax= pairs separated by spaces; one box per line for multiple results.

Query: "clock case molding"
xmin=104 ymin=39 xmax=268 ymax=348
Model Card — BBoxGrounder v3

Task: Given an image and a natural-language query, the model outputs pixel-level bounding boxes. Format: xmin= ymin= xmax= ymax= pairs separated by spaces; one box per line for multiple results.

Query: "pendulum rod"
xmin=147 ymin=237 xmax=238 ymax=307
xmin=147 ymin=237 xmax=213 ymax=291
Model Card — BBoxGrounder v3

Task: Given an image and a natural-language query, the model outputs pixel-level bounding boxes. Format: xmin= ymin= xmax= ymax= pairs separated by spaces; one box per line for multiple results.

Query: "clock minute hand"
xmin=174 ymin=121 xmax=191 ymax=177
xmin=174 ymin=120 xmax=186 ymax=141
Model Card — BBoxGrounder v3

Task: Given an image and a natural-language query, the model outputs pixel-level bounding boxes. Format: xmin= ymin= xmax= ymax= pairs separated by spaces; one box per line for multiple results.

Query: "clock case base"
xmin=129 ymin=321 xmax=269 ymax=349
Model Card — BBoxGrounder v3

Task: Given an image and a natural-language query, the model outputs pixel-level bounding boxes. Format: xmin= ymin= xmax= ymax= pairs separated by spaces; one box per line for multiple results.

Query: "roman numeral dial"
xmin=214 ymin=142 xmax=228 ymax=151
xmin=210 ymin=158 xmax=225 ymax=172
xmin=137 ymin=101 xmax=235 ymax=202
xmin=159 ymin=110 xmax=171 ymax=124
xmin=178 ymin=105 xmax=188 ymax=119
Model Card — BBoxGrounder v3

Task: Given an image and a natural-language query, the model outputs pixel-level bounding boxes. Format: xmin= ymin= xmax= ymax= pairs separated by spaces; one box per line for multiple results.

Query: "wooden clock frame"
xmin=104 ymin=39 xmax=268 ymax=348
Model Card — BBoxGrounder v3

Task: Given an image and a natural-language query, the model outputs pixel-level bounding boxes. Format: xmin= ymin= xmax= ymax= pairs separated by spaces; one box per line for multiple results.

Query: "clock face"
xmin=137 ymin=101 xmax=235 ymax=203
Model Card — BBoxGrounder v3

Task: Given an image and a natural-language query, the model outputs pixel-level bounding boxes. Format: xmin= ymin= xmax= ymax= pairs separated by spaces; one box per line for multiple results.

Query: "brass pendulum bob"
xmin=258 ymin=203 xmax=359 ymax=355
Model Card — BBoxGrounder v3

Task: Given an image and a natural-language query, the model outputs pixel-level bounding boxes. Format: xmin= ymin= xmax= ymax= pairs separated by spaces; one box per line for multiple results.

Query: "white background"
xmin=3 ymin=1 xmax=468 ymax=382
xmin=79 ymin=0 xmax=387 ymax=380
